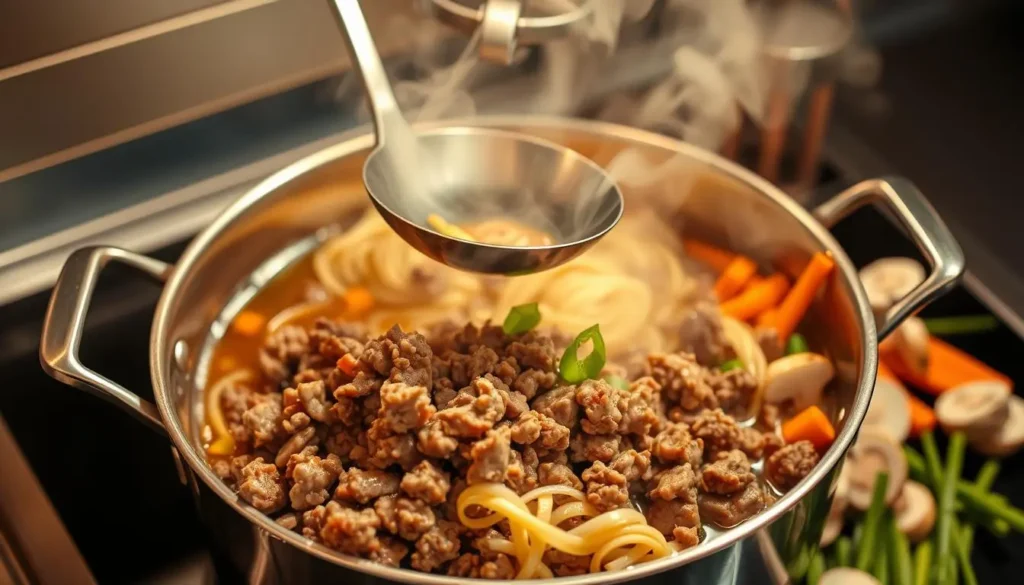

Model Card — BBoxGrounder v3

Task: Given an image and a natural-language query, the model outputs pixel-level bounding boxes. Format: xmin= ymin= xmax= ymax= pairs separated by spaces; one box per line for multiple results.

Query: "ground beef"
xmin=334 ymin=468 xmax=401 ymax=504
xmin=700 ymin=450 xmax=755 ymax=494
xmin=274 ymin=426 xmax=318 ymax=467
xmin=619 ymin=377 xmax=662 ymax=436
xmin=365 ymin=419 xmax=421 ymax=470
xmin=448 ymin=553 xmax=517 ymax=579
xmin=755 ymin=327 xmax=783 ymax=363
xmin=370 ymin=536 xmax=409 ymax=567
xmin=411 ymin=520 xmax=462 ymax=572
xmin=677 ymin=301 xmax=730 ymax=366
xmin=609 ymin=449 xmax=652 ymax=482
xmin=649 ymin=463 xmax=698 ymax=502
xmin=467 ymin=426 xmax=511 ymax=485
xmin=448 ymin=346 xmax=500 ymax=387
xmin=302 ymin=504 xmax=329 ymax=542
xmin=570 ymin=433 xmax=621 ymax=463
xmin=690 ymin=409 xmax=742 ymax=459
xmin=646 ymin=498 xmax=700 ymax=549
xmin=295 ymin=380 xmax=334 ymax=423
xmin=242 ymin=393 xmax=284 ymax=448
xmin=506 ymin=333 xmax=557 ymax=371
xmin=374 ymin=495 xmax=436 ymax=540
xmin=276 ymin=513 xmax=299 ymax=531
xmin=379 ymin=382 xmax=435 ymax=433
xmin=237 ymin=457 xmax=286 ymax=513
xmin=504 ymin=449 xmax=539 ymax=494
xmin=575 ymin=379 xmax=625 ymax=435
xmin=544 ymin=549 xmax=592 ymax=576
xmin=530 ymin=386 xmax=579 ymax=428
xmin=416 ymin=419 xmax=459 ymax=458
xmin=699 ymin=482 xmax=765 ymax=528
xmin=582 ymin=461 xmax=628 ymax=512
xmin=260 ymin=325 xmax=309 ymax=385
xmin=512 ymin=369 xmax=556 ymax=400
xmin=765 ymin=440 xmax=819 ymax=492
xmin=288 ymin=453 xmax=343 ymax=510
xmin=320 ymin=502 xmax=381 ymax=554
xmin=538 ymin=462 xmax=583 ymax=490
xmin=510 ymin=411 xmax=570 ymax=451
xmin=399 ymin=460 xmax=451 ymax=505
xmin=705 ymin=368 xmax=759 ymax=419
xmin=652 ymin=422 xmax=703 ymax=467
xmin=435 ymin=376 xmax=506 ymax=438
xmin=647 ymin=352 xmax=718 ymax=412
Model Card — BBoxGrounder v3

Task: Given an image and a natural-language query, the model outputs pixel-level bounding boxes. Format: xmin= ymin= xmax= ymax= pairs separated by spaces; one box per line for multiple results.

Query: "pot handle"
xmin=40 ymin=246 xmax=172 ymax=435
xmin=814 ymin=176 xmax=965 ymax=339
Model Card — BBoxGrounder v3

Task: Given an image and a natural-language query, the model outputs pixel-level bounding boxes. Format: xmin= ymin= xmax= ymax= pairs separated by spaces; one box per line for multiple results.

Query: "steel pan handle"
xmin=40 ymin=246 xmax=171 ymax=434
xmin=814 ymin=176 xmax=965 ymax=339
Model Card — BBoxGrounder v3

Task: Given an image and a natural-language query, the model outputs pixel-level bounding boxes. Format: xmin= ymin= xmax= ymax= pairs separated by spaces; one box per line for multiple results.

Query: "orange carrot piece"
xmin=877 ymin=362 xmax=936 ymax=437
xmin=714 ymin=256 xmax=759 ymax=301
xmin=343 ymin=287 xmax=375 ymax=317
xmin=720 ymin=274 xmax=791 ymax=320
xmin=336 ymin=354 xmax=359 ymax=377
xmin=782 ymin=405 xmax=836 ymax=451
xmin=881 ymin=336 xmax=1012 ymax=396
xmin=756 ymin=308 xmax=778 ymax=328
xmin=683 ymin=239 xmax=736 ymax=273
xmin=232 ymin=310 xmax=265 ymax=336
xmin=771 ymin=252 xmax=836 ymax=341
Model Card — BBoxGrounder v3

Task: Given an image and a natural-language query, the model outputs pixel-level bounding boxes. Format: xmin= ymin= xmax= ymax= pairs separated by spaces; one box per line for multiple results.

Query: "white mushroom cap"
xmin=894 ymin=480 xmax=936 ymax=542
xmin=969 ymin=395 xmax=1024 ymax=457
xmin=860 ymin=257 xmax=926 ymax=318
xmin=891 ymin=316 xmax=930 ymax=376
xmin=846 ymin=429 xmax=908 ymax=510
xmin=820 ymin=567 xmax=882 ymax=585
xmin=863 ymin=377 xmax=911 ymax=443
xmin=764 ymin=353 xmax=835 ymax=411
xmin=821 ymin=465 xmax=851 ymax=546
xmin=934 ymin=380 xmax=1011 ymax=436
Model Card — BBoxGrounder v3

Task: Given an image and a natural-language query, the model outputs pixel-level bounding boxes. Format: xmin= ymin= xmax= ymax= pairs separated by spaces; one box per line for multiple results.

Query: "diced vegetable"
xmin=502 ymin=302 xmax=542 ymax=335
xmin=427 ymin=214 xmax=476 ymax=241
xmin=713 ymin=255 xmax=759 ymax=301
xmin=719 ymin=358 xmax=744 ymax=372
xmin=924 ymin=314 xmax=999 ymax=336
xmin=233 ymin=310 xmax=266 ymax=336
xmin=764 ymin=353 xmax=835 ymax=411
xmin=855 ymin=472 xmax=890 ymax=571
xmin=782 ymin=405 xmax=835 ymax=451
xmin=336 ymin=354 xmax=359 ymax=377
xmin=683 ymin=238 xmax=736 ymax=273
xmin=772 ymin=251 xmax=836 ymax=341
xmin=757 ymin=307 xmax=778 ymax=328
xmin=559 ymin=324 xmax=606 ymax=383
xmin=881 ymin=336 xmax=1012 ymax=395
xmin=846 ymin=430 xmax=906 ymax=510
xmin=342 ymin=286 xmax=375 ymax=317
xmin=720 ymin=273 xmax=791 ymax=320
xmin=785 ymin=332 xmax=810 ymax=355
xmin=932 ymin=432 xmax=966 ymax=585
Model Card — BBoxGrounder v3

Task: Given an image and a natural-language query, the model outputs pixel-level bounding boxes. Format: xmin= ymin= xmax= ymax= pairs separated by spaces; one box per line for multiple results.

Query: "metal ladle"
xmin=329 ymin=0 xmax=623 ymax=275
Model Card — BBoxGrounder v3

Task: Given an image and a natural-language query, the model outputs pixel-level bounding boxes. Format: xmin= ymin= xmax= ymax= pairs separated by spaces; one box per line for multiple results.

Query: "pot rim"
xmin=151 ymin=115 xmax=877 ymax=584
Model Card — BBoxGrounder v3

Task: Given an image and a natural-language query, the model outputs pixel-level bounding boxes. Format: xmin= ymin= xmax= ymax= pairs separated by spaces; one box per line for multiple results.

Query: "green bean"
xmin=934 ymin=432 xmax=967 ymax=585
xmin=874 ymin=535 xmax=890 ymax=584
xmin=975 ymin=460 xmax=1001 ymax=490
xmin=851 ymin=521 xmax=864 ymax=551
xmin=890 ymin=515 xmax=914 ymax=585
xmin=856 ymin=472 xmax=890 ymax=572
xmin=921 ymin=431 xmax=945 ymax=487
xmin=835 ymin=536 xmax=852 ymax=568
xmin=807 ymin=551 xmax=826 ymax=585
xmin=914 ymin=541 xmax=932 ymax=585
xmin=952 ymin=520 xmax=978 ymax=585
xmin=923 ymin=315 xmax=999 ymax=335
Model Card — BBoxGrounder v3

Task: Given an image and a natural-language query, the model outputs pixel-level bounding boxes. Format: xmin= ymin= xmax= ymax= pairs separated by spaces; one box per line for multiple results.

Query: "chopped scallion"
xmin=720 ymin=358 xmax=744 ymax=372
xmin=785 ymin=333 xmax=809 ymax=355
xmin=559 ymin=324 xmax=607 ymax=383
xmin=603 ymin=375 xmax=629 ymax=391
xmin=502 ymin=302 xmax=542 ymax=335
xmin=924 ymin=314 xmax=999 ymax=336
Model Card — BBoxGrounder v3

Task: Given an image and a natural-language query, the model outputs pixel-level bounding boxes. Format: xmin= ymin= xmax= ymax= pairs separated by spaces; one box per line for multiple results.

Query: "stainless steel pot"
xmin=39 ymin=116 xmax=963 ymax=585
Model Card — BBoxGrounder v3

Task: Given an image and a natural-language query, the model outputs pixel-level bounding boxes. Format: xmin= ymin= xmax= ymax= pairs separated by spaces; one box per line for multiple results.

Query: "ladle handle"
xmin=329 ymin=0 xmax=407 ymax=145
xmin=814 ymin=176 xmax=965 ymax=339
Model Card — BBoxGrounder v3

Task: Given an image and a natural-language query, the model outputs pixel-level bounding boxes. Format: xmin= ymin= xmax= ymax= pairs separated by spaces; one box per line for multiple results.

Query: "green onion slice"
xmin=719 ymin=358 xmax=744 ymax=372
xmin=559 ymin=324 xmax=606 ymax=383
xmin=603 ymin=374 xmax=629 ymax=391
xmin=502 ymin=303 xmax=541 ymax=335
xmin=785 ymin=333 xmax=809 ymax=355
xmin=924 ymin=315 xmax=999 ymax=336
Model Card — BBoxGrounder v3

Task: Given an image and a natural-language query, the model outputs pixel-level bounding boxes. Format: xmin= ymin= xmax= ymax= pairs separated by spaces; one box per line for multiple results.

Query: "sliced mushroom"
xmin=863 ymin=377 xmax=911 ymax=443
xmin=845 ymin=429 xmax=907 ymax=510
xmin=894 ymin=480 xmax=936 ymax=542
xmin=763 ymin=353 xmax=835 ymax=411
xmin=969 ymin=395 xmax=1024 ymax=457
xmin=934 ymin=380 xmax=1011 ymax=436
xmin=859 ymin=257 xmax=926 ymax=318
xmin=891 ymin=316 xmax=930 ymax=376
xmin=820 ymin=567 xmax=882 ymax=585
xmin=821 ymin=466 xmax=851 ymax=547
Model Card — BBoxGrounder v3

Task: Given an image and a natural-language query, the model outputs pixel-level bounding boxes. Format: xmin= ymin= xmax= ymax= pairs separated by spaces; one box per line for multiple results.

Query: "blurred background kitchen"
xmin=1 ymin=0 xmax=1021 ymax=583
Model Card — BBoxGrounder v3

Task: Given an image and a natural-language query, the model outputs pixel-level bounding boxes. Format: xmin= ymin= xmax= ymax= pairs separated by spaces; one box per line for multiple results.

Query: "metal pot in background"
xmin=39 ymin=116 xmax=962 ymax=585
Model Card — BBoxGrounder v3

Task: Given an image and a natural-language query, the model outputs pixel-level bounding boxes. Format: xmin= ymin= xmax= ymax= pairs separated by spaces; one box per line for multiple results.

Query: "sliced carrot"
xmin=713 ymin=256 xmax=759 ymax=301
xmin=342 ymin=286 xmax=375 ymax=317
xmin=233 ymin=310 xmax=266 ymax=336
xmin=337 ymin=353 xmax=359 ymax=377
xmin=782 ymin=405 xmax=836 ymax=451
xmin=683 ymin=239 xmax=736 ymax=273
xmin=881 ymin=335 xmax=1012 ymax=396
xmin=757 ymin=308 xmax=778 ymax=328
xmin=771 ymin=252 xmax=836 ymax=341
xmin=720 ymin=273 xmax=791 ymax=320
xmin=877 ymin=362 xmax=936 ymax=437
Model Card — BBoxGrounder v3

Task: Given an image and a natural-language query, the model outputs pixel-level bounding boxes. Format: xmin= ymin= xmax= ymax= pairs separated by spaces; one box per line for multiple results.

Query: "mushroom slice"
xmin=863 ymin=377 xmax=911 ymax=443
xmin=894 ymin=480 xmax=936 ymax=542
xmin=821 ymin=467 xmax=850 ymax=547
xmin=969 ymin=395 xmax=1024 ymax=457
xmin=891 ymin=316 xmax=930 ymax=376
xmin=845 ymin=429 xmax=907 ymax=510
xmin=859 ymin=257 xmax=926 ymax=317
xmin=763 ymin=353 xmax=835 ymax=411
xmin=820 ymin=567 xmax=882 ymax=585
xmin=934 ymin=380 xmax=1011 ymax=435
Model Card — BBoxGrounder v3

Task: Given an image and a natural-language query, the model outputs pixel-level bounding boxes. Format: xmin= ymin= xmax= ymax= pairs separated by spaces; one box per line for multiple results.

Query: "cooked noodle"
xmin=205 ymin=369 xmax=255 ymax=455
xmin=457 ymin=483 xmax=673 ymax=578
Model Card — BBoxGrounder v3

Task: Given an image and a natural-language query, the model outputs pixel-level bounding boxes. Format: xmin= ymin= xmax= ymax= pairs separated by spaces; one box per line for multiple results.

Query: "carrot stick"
xmin=232 ymin=310 xmax=265 ymax=336
xmin=771 ymin=252 xmax=836 ymax=341
xmin=683 ymin=239 xmax=736 ymax=273
xmin=757 ymin=308 xmax=778 ymax=328
xmin=878 ymin=362 xmax=936 ymax=437
xmin=720 ymin=273 xmax=791 ymax=320
xmin=714 ymin=256 xmax=759 ymax=301
xmin=782 ymin=405 xmax=835 ymax=451
xmin=881 ymin=336 xmax=1012 ymax=396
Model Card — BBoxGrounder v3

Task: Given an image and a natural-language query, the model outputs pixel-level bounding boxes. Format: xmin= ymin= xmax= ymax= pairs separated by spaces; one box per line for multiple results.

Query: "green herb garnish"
xmin=559 ymin=324 xmax=606 ymax=383
xmin=502 ymin=303 xmax=541 ymax=335
xmin=719 ymin=358 xmax=744 ymax=372
xmin=924 ymin=315 xmax=999 ymax=336
xmin=603 ymin=375 xmax=629 ymax=390
xmin=785 ymin=333 xmax=809 ymax=355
